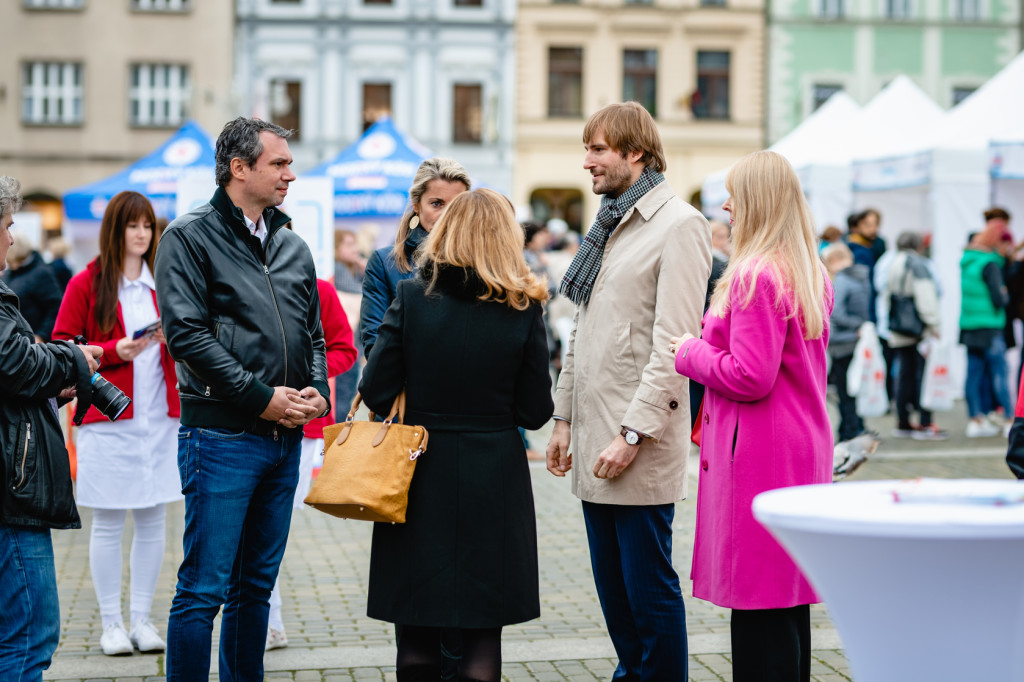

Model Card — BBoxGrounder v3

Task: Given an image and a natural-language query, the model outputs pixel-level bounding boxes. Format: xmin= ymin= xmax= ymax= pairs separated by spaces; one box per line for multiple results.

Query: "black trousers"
xmin=731 ymin=604 xmax=810 ymax=682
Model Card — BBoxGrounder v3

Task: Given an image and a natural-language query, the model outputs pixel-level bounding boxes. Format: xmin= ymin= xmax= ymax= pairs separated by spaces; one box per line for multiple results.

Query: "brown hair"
xmin=582 ymin=102 xmax=666 ymax=173
xmin=985 ymin=207 xmax=1011 ymax=222
xmin=95 ymin=192 xmax=157 ymax=333
xmin=393 ymin=157 xmax=471 ymax=273
xmin=418 ymin=189 xmax=549 ymax=310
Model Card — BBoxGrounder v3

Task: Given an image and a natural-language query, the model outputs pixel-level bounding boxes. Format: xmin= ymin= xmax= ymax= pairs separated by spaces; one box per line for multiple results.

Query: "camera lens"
xmin=89 ymin=374 xmax=132 ymax=422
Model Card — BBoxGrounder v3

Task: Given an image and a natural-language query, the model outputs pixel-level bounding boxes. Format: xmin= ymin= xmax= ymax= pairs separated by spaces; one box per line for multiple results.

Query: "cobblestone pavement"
xmin=42 ymin=401 xmax=1014 ymax=681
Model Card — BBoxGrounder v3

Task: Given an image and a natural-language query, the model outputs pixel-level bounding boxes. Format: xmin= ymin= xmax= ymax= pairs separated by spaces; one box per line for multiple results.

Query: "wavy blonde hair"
xmin=418 ymin=188 xmax=549 ymax=310
xmin=393 ymin=157 xmax=471 ymax=273
xmin=708 ymin=151 xmax=825 ymax=340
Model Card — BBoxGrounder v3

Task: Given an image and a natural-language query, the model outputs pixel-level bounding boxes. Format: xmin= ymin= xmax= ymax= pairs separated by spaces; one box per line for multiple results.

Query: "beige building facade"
xmin=515 ymin=0 xmax=764 ymax=228
xmin=0 ymin=0 xmax=233 ymax=232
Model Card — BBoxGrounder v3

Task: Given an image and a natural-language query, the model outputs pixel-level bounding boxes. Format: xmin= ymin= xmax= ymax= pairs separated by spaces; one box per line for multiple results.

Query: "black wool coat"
xmin=358 ymin=265 xmax=554 ymax=628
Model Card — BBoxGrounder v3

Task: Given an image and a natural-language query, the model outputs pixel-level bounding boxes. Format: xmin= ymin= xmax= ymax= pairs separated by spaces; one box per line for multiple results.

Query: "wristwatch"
xmin=620 ymin=427 xmax=641 ymax=446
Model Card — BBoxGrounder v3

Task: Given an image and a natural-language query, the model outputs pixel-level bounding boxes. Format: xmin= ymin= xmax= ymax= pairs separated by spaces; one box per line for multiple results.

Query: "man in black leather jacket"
xmin=0 ymin=175 xmax=103 ymax=679
xmin=154 ymin=118 xmax=330 ymax=680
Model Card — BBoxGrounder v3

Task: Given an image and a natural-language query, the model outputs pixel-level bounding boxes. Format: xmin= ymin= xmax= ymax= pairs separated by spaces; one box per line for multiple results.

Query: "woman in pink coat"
xmin=671 ymin=150 xmax=834 ymax=681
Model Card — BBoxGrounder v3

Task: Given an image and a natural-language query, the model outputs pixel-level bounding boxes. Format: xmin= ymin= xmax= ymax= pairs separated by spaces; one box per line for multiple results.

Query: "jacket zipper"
xmin=262 ymin=255 xmax=288 ymax=386
xmin=15 ymin=422 xmax=31 ymax=489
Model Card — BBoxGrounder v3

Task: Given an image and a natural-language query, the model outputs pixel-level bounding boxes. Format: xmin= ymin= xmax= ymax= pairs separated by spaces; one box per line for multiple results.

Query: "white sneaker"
xmin=100 ymin=622 xmax=134 ymax=656
xmin=266 ymin=626 xmax=288 ymax=651
xmin=966 ymin=419 xmax=1000 ymax=438
xmin=129 ymin=618 xmax=165 ymax=653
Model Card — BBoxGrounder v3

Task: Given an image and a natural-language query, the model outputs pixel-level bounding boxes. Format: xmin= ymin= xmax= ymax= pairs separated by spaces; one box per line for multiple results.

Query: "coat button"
xmin=701 ymin=460 xmax=708 ymax=471
xmin=669 ymin=400 xmax=678 ymax=409
xmin=704 ymin=413 xmax=709 ymax=424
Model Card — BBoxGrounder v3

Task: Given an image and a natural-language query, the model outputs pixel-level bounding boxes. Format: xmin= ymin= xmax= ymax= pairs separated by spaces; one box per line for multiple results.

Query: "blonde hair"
xmin=708 ymin=151 xmax=825 ymax=340
xmin=418 ymin=189 xmax=549 ymax=310
xmin=583 ymin=102 xmax=666 ymax=173
xmin=393 ymin=157 xmax=471 ymax=273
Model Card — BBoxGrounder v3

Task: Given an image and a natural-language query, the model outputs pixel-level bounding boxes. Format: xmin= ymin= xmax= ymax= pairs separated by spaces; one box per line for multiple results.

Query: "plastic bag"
xmin=920 ymin=339 xmax=955 ymax=412
xmin=848 ymin=322 xmax=888 ymax=418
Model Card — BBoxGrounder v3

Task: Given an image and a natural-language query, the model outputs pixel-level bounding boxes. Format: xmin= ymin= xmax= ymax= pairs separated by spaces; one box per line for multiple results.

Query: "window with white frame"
xmin=952 ymin=86 xmax=976 ymax=105
xmin=885 ymin=0 xmax=911 ymax=19
xmin=129 ymin=64 xmax=191 ymax=127
xmin=131 ymin=0 xmax=190 ymax=10
xmin=22 ymin=62 xmax=83 ymax=125
xmin=819 ymin=0 xmax=844 ymax=18
xmin=812 ymin=83 xmax=843 ymax=111
xmin=954 ymin=0 xmax=981 ymax=19
xmin=23 ymin=0 xmax=84 ymax=8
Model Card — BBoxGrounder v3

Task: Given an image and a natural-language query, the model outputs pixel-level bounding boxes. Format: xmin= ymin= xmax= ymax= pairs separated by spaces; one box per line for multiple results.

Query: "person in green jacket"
xmin=960 ymin=208 xmax=1013 ymax=438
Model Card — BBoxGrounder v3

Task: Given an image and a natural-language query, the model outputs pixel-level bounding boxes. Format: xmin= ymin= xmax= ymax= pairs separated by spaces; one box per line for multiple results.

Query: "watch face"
xmin=625 ymin=430 xmax=639 ymax=445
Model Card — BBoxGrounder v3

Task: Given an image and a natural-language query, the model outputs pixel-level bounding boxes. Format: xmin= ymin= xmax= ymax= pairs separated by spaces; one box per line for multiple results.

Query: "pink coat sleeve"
xmin=676 ymin=272 xmax=788 ymax=403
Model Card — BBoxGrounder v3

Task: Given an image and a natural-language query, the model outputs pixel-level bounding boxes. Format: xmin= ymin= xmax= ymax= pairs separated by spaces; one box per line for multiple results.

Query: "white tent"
xmin=701 ymin=92 xmax=862 ymax=230
xmin=981 ymin=52 xmax=1024 ymax=231
xmin=991 ymin=141 xmax=1024 ymax=231
xmin=849 ymin=76 xmax=945 ymax=246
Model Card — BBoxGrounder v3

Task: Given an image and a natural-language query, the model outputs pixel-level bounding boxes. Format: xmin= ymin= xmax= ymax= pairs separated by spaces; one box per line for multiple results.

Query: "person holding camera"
xmin=0 ymin=176 xmax=103 ymax=679
xmin=52 ymin=191 xmax=181 ymax=656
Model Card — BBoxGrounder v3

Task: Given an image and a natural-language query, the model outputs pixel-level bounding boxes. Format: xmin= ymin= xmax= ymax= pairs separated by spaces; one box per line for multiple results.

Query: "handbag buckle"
xmin=409 ymin=448 xmax=423 ymax=461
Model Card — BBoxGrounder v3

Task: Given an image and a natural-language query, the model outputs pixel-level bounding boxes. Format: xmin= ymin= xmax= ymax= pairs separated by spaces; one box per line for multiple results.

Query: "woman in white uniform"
xmin=53 ymin=191 xmax=181 ymax=656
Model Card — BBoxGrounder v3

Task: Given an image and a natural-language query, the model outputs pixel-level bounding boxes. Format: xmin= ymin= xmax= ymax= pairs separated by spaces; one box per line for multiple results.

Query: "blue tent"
xmin=306 ymin=116 xmax=430 ymax=219
xmin=63 ymin=120 xmax=216 ymax=221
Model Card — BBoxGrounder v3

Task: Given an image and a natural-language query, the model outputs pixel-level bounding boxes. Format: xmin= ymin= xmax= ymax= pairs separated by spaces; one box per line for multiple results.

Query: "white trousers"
xmin=89 ymin=504 xmax=166 ymax=628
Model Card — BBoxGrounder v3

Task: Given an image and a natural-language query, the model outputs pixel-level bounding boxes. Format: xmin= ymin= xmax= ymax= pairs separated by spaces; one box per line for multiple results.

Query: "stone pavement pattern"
xmin=43 ymin=402 xmax=1014 ymax=681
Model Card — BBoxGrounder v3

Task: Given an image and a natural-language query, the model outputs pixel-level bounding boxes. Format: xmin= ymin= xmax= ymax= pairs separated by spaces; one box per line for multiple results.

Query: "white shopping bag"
xmin=920 ymin=339 xmax=955 ymax=412
xmin=848 ymin=322 xmax=888 ymax=418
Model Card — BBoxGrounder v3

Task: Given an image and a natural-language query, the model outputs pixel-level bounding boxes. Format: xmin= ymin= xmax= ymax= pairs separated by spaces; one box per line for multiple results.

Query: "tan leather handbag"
xmin=304 ymin=392 xmax=428 ymax=523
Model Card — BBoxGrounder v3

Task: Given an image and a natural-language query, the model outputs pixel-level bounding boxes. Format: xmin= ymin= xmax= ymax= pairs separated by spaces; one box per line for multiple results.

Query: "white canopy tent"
xmin=701 ymin=92 xmax=862 ymax=230
xmin=991 ymin=141 xmax=1024 ymax=230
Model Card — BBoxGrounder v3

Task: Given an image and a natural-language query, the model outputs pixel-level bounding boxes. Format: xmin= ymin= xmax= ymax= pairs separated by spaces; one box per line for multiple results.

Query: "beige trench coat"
xmin=553 ymin=182 xmax=711 ymax=505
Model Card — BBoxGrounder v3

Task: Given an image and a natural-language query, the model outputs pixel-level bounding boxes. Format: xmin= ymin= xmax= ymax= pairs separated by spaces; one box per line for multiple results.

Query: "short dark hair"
xmin=215 ymin=117 xmax=292 ymax=187
xmin=984 ymin=207 xmax=1011 ymax=222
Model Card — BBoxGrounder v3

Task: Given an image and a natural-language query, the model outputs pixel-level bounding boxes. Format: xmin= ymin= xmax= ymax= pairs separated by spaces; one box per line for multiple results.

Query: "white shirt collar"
xmin=244 ymin=212 xmax=268 ymax=245
xmin=121 ymin=261 xmax=156 ymax=290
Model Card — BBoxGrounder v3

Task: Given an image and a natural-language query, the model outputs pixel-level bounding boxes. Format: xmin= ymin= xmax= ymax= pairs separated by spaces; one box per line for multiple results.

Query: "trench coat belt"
xmin=404 ymin=410 xmax=516 ymax=433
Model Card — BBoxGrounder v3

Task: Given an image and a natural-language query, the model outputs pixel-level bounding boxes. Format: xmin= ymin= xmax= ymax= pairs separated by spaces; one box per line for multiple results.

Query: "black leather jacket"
xmin=0 ymin=280 xmax=83 ymax=529
xmin=154 ymin=187 xmax=330 ymax=435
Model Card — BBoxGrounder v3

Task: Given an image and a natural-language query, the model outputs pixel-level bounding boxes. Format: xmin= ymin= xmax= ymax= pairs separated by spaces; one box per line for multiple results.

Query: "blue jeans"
xmin=166 ymin=426 xmax=301 ymax=681
xmin=582 ymin=501 xmax=688 ymax=681
xmin=965 ymin=335 xmax=1012 ymax=419
xmin=0 ymin=523 xmax=60 ymax=681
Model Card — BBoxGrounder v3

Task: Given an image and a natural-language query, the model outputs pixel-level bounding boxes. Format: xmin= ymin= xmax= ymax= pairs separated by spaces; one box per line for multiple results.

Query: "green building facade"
xmin=767 ymin=0 xmax=1022 ymax=142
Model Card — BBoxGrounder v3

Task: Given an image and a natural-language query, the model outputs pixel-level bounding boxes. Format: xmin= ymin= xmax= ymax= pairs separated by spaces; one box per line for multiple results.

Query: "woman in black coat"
xmin=358 ymin=188 xmax=554 ymax=682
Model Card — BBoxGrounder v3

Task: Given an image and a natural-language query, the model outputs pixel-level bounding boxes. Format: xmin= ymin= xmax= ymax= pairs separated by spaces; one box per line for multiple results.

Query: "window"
xmin=364 ymin=0 xmax=392 ymax=6
xmin=693 ymin=51 xmax=730 ymax=120
xmin=454 ymin=0 xmax=483 ymax=6
xmin=952 ymin=86 xmax=976 ymax=106
xmin=548 ymin=47 xmax=583 ymax=118
xmin=955 ymin=0 xmax=980 ymax=19
xmin=362 ymin=83 xmax=392 ymax=131
xmin=452 ymin=84 xmax=483 ymax=144
xmin=623 ymin=50 xmax=657 ymax=117
xmin=700 ymin=0 xmax=727 ymax=6
xmin=132 ymin=0 xmax=189 ymax=9
xmin=624 ymin=0 xmax=653 ymax=5
xmin=129 ymin=64 xmax=191 ymax=127
xmin=884 ymin=0 xmax=911 ymax=18
xmin=22 ymin=62 xmax=83 ymax=125
xmin=270 ymin=80 xmax=302 ymax=141
xmin=812 ymin=83 xmax=843 ymax=111
xmin=23 ymin=0 xmax=83 ymax=8
xmin=819 ymin=0 xmax=844 ymax=18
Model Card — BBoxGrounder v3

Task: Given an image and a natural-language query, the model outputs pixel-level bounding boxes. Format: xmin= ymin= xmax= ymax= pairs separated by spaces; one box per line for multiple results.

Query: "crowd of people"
xmin=2 ymin=102 xmax=1023 ymax=682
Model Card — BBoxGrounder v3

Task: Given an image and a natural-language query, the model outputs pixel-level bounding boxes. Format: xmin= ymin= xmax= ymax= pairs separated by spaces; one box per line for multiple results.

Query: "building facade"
xmin=515 ymin=0 xmax=765 ymax=229
xmin=0 ymin=0 xmax=234 ymax=231
xmin=767 ymin=0 xmax=1021 ymax=143
xmin=236 ymin=0 xmax=517 ymax=194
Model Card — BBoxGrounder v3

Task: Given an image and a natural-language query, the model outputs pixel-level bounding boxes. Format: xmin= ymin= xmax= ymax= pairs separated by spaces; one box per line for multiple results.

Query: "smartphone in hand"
xmin=132 ymin=319 xmax=161 ymax=340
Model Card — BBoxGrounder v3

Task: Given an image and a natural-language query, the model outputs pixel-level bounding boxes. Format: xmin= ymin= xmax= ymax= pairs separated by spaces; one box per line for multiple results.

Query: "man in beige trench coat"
xmin=546 ymin=102 xmax=711 ymax=680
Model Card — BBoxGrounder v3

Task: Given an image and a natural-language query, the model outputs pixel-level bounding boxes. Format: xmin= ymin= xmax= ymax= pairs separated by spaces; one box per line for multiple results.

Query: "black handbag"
xmin=888 ymin=265 xmax=924 ymax=337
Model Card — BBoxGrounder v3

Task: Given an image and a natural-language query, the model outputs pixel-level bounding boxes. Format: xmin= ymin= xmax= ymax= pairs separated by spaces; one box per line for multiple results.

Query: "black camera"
xmin=73 ymin=335 xmax=131 ymax=423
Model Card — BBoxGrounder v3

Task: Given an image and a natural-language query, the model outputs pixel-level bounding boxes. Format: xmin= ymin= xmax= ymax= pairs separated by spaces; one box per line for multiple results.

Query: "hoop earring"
xmin=409 ymin=214 xmax=420 ymax=229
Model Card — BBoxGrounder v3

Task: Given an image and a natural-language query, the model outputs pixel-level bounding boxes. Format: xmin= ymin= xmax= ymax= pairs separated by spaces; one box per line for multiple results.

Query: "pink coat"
xmin=675 ymin=266 xmax=834 ymax=610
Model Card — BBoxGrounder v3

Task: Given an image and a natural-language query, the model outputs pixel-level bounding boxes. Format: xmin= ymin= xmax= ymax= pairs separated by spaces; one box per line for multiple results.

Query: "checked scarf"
xmin=559 ymin=167 xmax=665 ymax=306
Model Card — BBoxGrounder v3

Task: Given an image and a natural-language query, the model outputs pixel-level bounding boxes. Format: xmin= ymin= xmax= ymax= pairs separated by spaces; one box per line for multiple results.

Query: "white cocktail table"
xmin=753 ymin=479 xmax=1024 ymax=682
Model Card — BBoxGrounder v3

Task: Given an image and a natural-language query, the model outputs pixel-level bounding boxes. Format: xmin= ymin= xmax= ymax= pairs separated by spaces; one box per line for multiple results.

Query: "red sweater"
xmin=304 ymin=279 xmax=358 ymax=439
xmin=53 ymin=259 xmax=179 ymax=426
